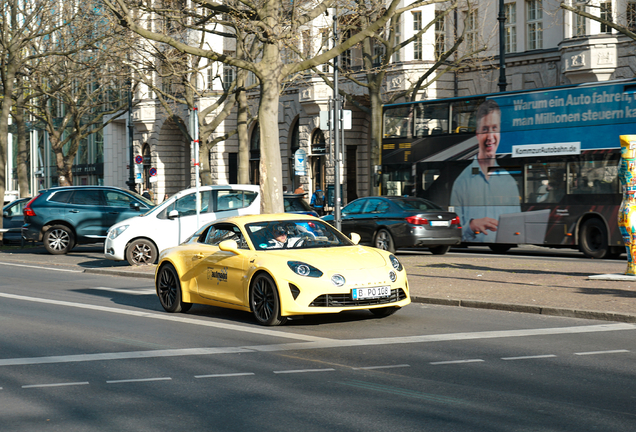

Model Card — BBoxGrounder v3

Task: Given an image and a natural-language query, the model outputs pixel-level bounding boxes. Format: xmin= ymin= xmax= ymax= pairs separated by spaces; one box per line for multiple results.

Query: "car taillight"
xmin=451 ymin=216 xmax=461 ymax=225
xmin=23 ymin=195 xmax=41 ymax=217
xmin=406 ymin=215 xmax=428 ymax=225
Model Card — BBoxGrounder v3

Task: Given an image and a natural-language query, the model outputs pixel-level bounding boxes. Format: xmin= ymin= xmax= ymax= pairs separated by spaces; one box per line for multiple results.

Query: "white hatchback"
xmin=105 ymin=185 xmax=260 ymax=265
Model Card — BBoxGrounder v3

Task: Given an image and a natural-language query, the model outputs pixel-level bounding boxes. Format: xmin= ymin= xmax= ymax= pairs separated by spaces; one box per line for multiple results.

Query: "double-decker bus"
xmin=381 ymin=79 xmax=636 ymax=258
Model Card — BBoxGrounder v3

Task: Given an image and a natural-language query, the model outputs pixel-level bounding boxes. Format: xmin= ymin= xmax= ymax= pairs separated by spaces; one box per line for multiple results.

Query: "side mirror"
xmin=3 ymin=211 xmax=9 ymax=218
xmin=130 ymin=202 xmax=141 ymax=211
xmin=350 ymin=232 xmax=361 ymax=245
xmin=219 ymin=239 xmax=240 ymax=255
xmin=168 ymin=209 xmax=179 ymax=220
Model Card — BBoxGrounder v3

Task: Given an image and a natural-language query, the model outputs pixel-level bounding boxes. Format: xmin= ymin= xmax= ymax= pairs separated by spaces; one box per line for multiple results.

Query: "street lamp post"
xmin=498 ymin=0 xmax=508 ymax=92
xmin=333 ymin=15 xmax=342 ymax=231
xmin=126 ymin=82 xmax=136 ymax=191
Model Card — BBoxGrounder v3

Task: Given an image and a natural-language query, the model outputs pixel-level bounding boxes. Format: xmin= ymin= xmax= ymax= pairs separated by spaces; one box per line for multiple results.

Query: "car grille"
xmin=309 ymin=288 xmax=407 ymax=307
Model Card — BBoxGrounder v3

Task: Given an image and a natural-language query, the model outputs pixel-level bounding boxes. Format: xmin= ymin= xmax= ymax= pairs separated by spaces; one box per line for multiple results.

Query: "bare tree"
xmin=104 ymin=0 xmax=437 ymax=213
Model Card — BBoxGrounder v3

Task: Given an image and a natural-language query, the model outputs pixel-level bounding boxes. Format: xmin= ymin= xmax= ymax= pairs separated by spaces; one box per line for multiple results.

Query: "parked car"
xmin=322 ymin=196 xmax=461 ymax=254
xmin=22 ymin=186 xmax=154 ymax=255
xmin=2 ymin=197 xmax=30 ymax=244
xmin=155 ymin=213 xmax=410 ymax=326
xmin=283 ymin=192 xmax=318 ymax=217
xmin=105 ymin=185 xmax=260 ymax=266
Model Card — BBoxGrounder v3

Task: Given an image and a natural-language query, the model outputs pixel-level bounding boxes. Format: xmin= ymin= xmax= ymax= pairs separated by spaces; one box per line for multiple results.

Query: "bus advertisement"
xmin=381 ymin=79 xmax=636 ymax=258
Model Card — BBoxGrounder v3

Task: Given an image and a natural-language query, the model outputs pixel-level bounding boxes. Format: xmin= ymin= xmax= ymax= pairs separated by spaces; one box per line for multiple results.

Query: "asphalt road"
xmin=0 ymin=260 xmax=635 ymax=431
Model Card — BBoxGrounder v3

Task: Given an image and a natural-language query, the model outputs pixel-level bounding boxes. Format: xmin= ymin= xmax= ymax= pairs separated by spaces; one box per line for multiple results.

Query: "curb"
xmin=83 ymin=268 xmax=155 ymax=279
xmin=411 ymin=296 xmax=636 ymax=324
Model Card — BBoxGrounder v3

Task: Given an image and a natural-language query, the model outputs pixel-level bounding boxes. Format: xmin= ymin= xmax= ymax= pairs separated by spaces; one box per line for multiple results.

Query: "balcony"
xmin=559 ymin=34 xmax=618 ymax=83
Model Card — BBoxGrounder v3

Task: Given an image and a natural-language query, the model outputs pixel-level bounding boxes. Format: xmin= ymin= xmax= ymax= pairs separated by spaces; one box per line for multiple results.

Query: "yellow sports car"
xmin=155 ymin=213 xmax=410 ymax=325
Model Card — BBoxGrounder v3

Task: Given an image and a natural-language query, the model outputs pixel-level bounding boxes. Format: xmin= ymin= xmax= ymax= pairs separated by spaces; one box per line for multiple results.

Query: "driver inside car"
xmin=266 ymin=224 xmax=304 ymax=249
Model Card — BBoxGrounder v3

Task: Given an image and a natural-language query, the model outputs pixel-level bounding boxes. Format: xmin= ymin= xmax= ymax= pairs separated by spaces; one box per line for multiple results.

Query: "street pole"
xmin=192 ymin=106 xmax=200 ymax=229
xmin=498 ymin=0 xmax=508 ymax=92
xmin=333 ymin=16 xmax=342 ymax=231
xmin=126 ymin=82 xmax=136 ymax=192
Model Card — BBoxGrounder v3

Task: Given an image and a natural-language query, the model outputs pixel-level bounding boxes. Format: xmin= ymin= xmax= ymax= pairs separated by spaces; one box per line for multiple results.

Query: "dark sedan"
xmin=2 ymin=197 xmax=30 ymax=244
xmin=322 ymin=196 xmax=461 ymax=254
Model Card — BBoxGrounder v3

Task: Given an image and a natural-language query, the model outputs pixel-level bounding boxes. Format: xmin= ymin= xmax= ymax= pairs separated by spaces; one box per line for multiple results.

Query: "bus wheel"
xmin=489 ymin=244 xmax=513 ymax=254
xmin=579 ymin=218 xmax=609 ymax=259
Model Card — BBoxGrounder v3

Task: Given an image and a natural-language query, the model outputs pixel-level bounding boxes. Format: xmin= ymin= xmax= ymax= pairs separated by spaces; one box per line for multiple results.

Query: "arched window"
xmin=142 ymin=143 xmax=151 ymax=190
xmin=250 ymin=123 xmax=260 ymax=185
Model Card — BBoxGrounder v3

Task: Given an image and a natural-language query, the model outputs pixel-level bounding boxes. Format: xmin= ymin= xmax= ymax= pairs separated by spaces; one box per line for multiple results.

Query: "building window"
xmin=574 ymin=5 xmax=587 ymax=36
xmin=413 ymin=11 xmax=423 ymax=60
xmin=600 ymin=2 xmax=612 ymax=33
xmin=465 ymin=9 xmax=478 ymax=52
xmin=504 ymin=3 xmax=517 ymax=53
xmin=393 ymin=15 xmax=401 ymax=62
xmin=222 ymin=64 xmax=235 ymax=90
xmin=435 ymin=10 xmax=446 ymax=60
xmin=526 ymin=0 xmax=543 ymax=50
xmin=628 ymin=2 xmax=636 ymax=31
xmin=321 ymin=29 xmax=330 ymax=72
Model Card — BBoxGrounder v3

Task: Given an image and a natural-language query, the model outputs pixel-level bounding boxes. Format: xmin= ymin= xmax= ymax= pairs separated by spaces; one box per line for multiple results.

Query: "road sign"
xmin=134 ymin=155 xmax=143 ymax=164
xmin=149 ymin=167 xmax=157 ymax=177
xmin=294 ymin=149 xmax=307 ymax=175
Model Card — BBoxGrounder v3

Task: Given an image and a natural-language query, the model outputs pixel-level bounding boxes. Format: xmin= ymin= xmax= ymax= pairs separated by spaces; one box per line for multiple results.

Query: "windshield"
xmin=246 ymin=220 xmax=353 ymax=250
xmin=393 ymin=198 xmax=442 ymax=211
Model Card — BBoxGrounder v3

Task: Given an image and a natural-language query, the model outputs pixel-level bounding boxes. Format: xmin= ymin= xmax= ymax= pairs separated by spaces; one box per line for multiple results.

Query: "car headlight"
xmin=108 ymin=225 xmax=129 ymax=240
xmin=389 ymin=254 xmax=403 ymax=271
xmin=389 ymin=270 xmax=397 ymax=282
xmin=287 ymin=261 xmax=323 ymax=278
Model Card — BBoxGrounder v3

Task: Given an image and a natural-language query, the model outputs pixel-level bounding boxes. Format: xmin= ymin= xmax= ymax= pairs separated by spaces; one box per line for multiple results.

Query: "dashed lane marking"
xmin=574 ymin=349 xmax=630 ymax=356
xmin=502 ymin=354 xmax=558 ymax=361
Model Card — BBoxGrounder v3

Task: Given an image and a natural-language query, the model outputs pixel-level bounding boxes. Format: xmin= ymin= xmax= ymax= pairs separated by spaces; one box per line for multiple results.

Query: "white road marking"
xmin=0 ymin=292 xmax=328 ymax=343
xmin=502 ymin=354 xmax=557 ymax=360
xmin=89 ymin=287 xmax=156 ymax=295
xmin=574 ymin=349 xmax=630 ymax=356
xmin=0 ymin=261 xmax=82 ymax=273
xmin=106 ymin=377 xmax=172 ymax=384
xmin=22 ymin=382 xmax=90 ymax=389
xmin=195 ymin=373 xmax=255 ymax=379
xmin=353 ymin=364 xmax=411 ymax=370
xmin=430 ymin=359 xmax=484 ymax=365
xmin=273 ymin=368 xmax=336 ymax=374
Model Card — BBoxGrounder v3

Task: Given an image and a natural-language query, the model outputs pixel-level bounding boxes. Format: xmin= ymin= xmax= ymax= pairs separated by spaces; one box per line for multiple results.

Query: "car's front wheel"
xmin=250 ymin=273 xmax=287 ymax=326
xmin=43 ymin=225 xmax=74 ymax=255
xmin=374 ymin=229 xmax=396 ymax=254
xmin=126 ymin=239 xmax=158 ymax=266
xmin=157 ymin=263 xmax=192 ymax=313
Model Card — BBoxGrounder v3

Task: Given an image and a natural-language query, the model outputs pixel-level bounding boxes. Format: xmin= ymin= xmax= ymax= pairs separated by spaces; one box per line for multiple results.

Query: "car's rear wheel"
xmin=43 ymin=225 xmax=74 ymax=255
xmin=429 ymin=245 xmax=451 ymax=255
xmin=579 ymin=218 xmax=609 ymax=259
xmin=250 ymin=273 xmax=287 ymax=326
xmin=157 ymin=263 xmax=192 ymax=313
xmin=126 ymin=239 xmax=158 ymax=266
xmin=374 ymin=229 xmax=396 ymax=254
xmin=370 ymin=306 xmax=400 ymax=317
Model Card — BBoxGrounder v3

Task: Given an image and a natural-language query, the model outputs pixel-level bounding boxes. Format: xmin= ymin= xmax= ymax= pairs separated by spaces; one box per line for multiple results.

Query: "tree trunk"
xmin=237 ymin=71 xmax=250 ymax=185
xmin=199 ymin=144 xmax=212 ymax=185
xmin=14 ymin=91 xmax=30 ymax=197
xmin=369 ymin=88 xmax=383 ymax=196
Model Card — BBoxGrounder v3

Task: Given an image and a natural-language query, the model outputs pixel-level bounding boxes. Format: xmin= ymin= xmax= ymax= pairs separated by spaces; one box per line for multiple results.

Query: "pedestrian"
xmin=294 ymin=185 xmax=305 ymax=195
xmin=310 ymin=189 xmax=325 ymax=216
xmin=142 ymin=189 xmax=152 ymax=200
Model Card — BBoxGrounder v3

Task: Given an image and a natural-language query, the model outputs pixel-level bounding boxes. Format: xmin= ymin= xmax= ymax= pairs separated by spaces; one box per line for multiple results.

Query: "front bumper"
xmin=104 ymin=237 xmax=126 ymax=261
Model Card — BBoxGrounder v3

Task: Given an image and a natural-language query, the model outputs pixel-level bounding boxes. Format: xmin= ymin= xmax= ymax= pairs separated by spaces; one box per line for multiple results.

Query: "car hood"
xmin=262 ymin=245 xmax=388 ymax=271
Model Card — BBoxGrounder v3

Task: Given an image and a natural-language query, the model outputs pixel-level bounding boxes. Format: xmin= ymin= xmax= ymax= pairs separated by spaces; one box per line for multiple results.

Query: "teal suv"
xmin=22 ymin=186 xmax=154 ymax=255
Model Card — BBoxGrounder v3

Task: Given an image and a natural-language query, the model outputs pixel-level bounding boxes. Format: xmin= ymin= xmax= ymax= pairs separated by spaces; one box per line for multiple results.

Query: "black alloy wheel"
xmin=250 ymin=273 xmax=287 ymax=326
xmin=157 ymin=264 xmax=192 ymax=313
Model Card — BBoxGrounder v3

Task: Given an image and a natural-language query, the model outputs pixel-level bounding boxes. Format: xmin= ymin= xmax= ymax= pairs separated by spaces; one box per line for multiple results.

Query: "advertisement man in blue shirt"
xmin=450 ymin=100 xmax=521 ymax=242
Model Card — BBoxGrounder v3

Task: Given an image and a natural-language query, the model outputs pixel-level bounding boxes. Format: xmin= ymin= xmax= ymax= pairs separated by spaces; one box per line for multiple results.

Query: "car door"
xmin=2 ymin=199 xmax=27 ymax=240
xmin=66 ymin=189 xmax=109 ymax=240
xmin=338 ymin=199 xmax=366 ymax=239
xmin=170 ymin=190 xmax=213 ymax=243
xmin=193 ymin=223 xmax=250 ymax=306
xmin=103 ymin=190 xmax=150 ymax=227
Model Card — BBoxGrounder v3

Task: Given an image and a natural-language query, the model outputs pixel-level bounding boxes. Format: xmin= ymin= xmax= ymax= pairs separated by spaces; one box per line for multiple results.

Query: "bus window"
xmin=568 ymin=161 xmax=618 ymax=195
xmin=451 ymin=99 xmax=483 ymax=134
xmin=384 ymin=106 xmax=413 ymax=138
xmin=525 ymin=163 xmax=566 ymax=203
xmin=421 ymin=169 xmax=441 ymax=192
xmin=414 ymin=103 xmax=449 ymax=137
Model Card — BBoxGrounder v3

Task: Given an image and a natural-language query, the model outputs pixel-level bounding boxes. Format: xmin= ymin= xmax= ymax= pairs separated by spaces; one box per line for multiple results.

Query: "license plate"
xmin=430 ymin=220 xmax=449 ymax=227
xmin=352 ymin=286 xmax=391 ymax=300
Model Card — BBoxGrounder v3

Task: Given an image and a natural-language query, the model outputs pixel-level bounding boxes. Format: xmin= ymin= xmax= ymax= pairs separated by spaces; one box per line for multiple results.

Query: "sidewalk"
xmin=1 ymin=244 xmax=635 ymax=323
